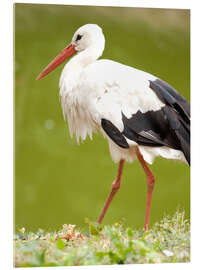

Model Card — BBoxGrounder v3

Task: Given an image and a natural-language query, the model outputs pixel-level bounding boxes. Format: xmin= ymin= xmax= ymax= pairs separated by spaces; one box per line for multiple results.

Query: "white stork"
xmin=37 ymin=24 xmax=190 ymax=231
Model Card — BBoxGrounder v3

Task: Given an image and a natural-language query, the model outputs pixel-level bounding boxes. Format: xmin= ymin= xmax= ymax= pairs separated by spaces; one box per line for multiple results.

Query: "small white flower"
xmin=19 ymin=227 xmax=25 ymax=233
xmin=163 ymin=249 xmax=174 ymax=257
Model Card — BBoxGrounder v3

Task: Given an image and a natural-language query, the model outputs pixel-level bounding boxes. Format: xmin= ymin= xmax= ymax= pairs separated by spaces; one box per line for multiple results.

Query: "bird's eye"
xmin=76 ymin=34 xmax=82 ymax=41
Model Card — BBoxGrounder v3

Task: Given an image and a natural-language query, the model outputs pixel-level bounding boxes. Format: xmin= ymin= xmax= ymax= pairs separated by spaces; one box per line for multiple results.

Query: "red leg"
xmin=98 ymin=159 xmax=125 ymax=224
xmin=135 ymin=147 xmax=155 ymax=231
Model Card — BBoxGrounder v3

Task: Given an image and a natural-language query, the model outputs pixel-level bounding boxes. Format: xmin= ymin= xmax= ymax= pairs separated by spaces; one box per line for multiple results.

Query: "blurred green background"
xmin=14 ymin=4 xmax=190 ymax=232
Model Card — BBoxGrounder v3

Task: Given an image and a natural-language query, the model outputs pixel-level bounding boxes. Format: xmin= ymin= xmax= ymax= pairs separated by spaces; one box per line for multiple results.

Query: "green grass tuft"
xmin=14 ymin=211 xmax=190 ymax=266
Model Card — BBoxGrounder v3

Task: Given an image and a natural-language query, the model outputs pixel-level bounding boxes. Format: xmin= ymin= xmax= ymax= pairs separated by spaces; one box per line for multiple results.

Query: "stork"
xmin=37 ymin=24 xmax=190 ymax=231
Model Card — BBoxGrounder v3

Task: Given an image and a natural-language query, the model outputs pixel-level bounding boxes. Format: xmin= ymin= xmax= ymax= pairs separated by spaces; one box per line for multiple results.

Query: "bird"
xmin=36 ymin=24 xmax=190 ymax=231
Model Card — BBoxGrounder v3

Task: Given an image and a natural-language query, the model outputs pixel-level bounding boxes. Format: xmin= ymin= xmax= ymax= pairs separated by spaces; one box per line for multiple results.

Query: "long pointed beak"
xmin=36 ymin=44 xmax=76 ymax=80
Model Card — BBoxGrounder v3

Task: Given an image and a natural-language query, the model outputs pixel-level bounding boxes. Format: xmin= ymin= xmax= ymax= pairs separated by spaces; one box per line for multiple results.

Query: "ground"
xmin=14 ymin=211 xmax=190 ymax=266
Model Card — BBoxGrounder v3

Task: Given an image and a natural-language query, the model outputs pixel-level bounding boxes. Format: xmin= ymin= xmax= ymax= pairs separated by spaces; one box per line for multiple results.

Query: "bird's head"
xmin=36 ymin=24 xmax=105 ymax=80
xmin=72 ymin=24 xmax=105 ymax=52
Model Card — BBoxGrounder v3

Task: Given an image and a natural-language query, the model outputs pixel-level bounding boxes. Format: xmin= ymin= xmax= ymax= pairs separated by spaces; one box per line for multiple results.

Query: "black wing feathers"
xmin=163 ymin=106 xmax=190 ymax=164
xmin=101 ymin=119 xmax=129 ymax=149
xmin=149 ymin=79 xmax=190 ymax=123
xmin=122 ymin=109 xmax=181 ymax=150
xmin=122 ymin=111 xmax=173 ymax=147
xmin=154 ymin=79 xmax=190 ymax=117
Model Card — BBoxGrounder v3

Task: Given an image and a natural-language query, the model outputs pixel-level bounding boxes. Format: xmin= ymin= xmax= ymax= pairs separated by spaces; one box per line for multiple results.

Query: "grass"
xmin=14 ymin=210 xmax=190 ymax=266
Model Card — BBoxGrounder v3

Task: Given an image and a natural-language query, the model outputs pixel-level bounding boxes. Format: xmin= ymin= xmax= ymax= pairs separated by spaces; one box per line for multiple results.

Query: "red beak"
xmin=36 ymin=44 xmax=76 ymax=80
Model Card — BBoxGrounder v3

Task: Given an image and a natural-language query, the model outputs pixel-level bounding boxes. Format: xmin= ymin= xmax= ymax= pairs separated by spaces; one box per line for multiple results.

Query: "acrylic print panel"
xmin=14 ymin=2 xmax=190 ymax=266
